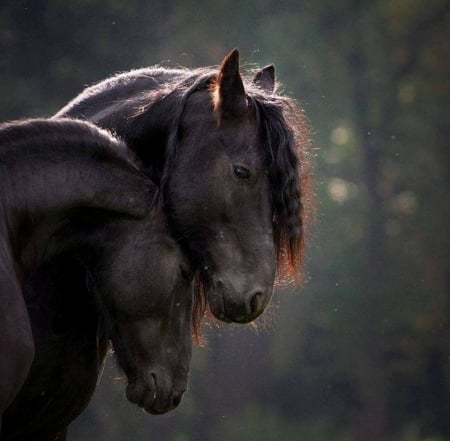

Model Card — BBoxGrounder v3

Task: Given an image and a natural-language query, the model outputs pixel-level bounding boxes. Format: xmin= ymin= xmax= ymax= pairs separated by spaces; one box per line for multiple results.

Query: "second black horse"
xmin=0 ymin=119 xmax=196 ymax=440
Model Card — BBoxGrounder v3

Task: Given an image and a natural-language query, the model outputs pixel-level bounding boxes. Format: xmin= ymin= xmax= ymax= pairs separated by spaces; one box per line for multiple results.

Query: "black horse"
xmin=0 ymin=119 xmax=195 ymax=441
xmin=57 ymin=49 xmax=312 ymax=324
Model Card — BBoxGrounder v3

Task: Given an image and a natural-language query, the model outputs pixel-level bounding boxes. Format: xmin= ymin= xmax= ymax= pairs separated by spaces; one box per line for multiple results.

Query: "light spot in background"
xmin=327 ymin=178 xmax=359 ymax=204
xmin=324 ymin=125 xmax=354 ymax=164
xmin=391 ymin=191 xmax=418 ymax=214
xmin=330 ymin=126 xmax=350 ymax=146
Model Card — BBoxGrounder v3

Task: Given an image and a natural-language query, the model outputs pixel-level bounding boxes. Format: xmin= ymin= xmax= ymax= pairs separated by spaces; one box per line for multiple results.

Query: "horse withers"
xmin=0 ymin=119 xmax=195 ymax=440
xmin=56 ymin=49 xmax=312 ymax=324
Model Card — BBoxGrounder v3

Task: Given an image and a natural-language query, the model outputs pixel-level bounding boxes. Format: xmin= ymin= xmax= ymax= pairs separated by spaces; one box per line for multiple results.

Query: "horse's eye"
xmin=233 ymin=164 xmax=251 ymax=180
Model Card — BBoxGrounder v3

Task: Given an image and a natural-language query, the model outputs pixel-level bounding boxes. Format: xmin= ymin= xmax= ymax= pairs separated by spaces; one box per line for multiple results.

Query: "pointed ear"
xmin=252 ymin=65 xmax=275 ymax=93
xmin=213 ymin=49 xmax=248 ymax=120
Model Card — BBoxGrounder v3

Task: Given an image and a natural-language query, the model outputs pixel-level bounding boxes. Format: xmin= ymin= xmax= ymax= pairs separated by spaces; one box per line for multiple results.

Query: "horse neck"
xmin=0 ymin=131 xmax=154 ymax=273
xmin=1 ymin=153 xmax=151 ymax=221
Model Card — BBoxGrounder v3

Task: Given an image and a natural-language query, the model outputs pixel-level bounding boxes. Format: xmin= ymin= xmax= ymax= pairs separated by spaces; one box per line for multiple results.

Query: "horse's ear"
xmin=253 ymin=65 xmax=275 ymax=93
xmin=213 ymin=49 xmax=247 ymax=121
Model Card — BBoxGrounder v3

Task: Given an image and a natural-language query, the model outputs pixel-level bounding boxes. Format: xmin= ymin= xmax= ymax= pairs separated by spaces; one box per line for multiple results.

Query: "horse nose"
xmin=210 ymin=279 xmax=272 ymax=323
xmin=231 ymin=286 xmax=270 ymax=323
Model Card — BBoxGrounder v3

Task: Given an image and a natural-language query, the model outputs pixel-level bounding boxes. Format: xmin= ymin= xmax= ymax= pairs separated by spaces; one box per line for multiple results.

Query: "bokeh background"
xmin=1 ymin=1 xmax=449 ymax=440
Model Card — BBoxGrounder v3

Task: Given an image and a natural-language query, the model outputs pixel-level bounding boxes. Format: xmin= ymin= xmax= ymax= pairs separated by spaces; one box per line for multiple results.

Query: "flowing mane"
xmin=245 ymin=85 xmax=312 ymax=282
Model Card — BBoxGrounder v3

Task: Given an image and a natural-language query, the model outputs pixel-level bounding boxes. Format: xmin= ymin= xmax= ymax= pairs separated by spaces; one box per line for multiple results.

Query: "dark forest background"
xmin=1 ymin=1 xmax=449 ymax=440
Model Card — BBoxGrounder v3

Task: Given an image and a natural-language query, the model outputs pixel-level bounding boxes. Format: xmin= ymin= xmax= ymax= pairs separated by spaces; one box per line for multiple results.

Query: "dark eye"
xmin=233 ymin=164 xmax=251 ymax=180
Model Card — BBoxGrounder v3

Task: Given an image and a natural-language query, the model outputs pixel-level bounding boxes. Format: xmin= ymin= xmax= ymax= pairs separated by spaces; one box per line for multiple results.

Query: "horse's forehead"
xmin=219 ymin=118 xmax=259 ymax=149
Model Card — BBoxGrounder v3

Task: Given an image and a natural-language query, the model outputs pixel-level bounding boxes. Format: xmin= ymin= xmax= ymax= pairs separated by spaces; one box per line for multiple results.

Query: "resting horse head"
xmin=57 ymin=49 xmax=312 ymax=324
xmin=0 ymin=119 xmax=194 ymax=420
xmin=91 ymin=213 xmax=194 ymax=414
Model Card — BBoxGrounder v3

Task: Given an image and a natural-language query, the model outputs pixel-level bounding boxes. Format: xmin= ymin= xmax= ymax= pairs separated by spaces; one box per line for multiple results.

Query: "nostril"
xmin=249 ymin=290 xmax=265 ymax=316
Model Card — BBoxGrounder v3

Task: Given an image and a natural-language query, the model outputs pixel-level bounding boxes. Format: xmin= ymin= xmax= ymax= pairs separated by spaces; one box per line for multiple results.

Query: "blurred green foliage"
xmin=1 ymin=0 xmax=449 ymax=440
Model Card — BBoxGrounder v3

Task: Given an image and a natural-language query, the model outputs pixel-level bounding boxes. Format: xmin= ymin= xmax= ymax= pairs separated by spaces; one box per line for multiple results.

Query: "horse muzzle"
xmin=207 ymin=278 xmax=273 ymax=323
xmin=126 ymin=373 xmax=186 ymax=414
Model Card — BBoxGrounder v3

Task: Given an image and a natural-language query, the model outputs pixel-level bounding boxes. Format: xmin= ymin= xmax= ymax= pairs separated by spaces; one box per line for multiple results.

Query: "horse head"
xmin=164 ymin=50 xmax=306 ymax=323
xmin=94 ymin=208 xmax=194 ymax=414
